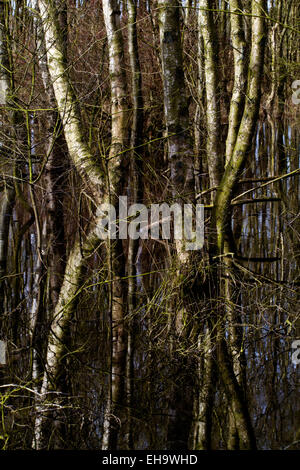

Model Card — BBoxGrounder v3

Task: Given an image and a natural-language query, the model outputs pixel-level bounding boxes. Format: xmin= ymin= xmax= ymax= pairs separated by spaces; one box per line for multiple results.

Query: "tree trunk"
xmin=102 ymin=0 xmax=128 ymax=450
xmin=125 ymin=0 xmax=144 ymax=449
xmin=212 ymin=0 xmax=267 ymax=450
xmin=33 ymin=0 xmax=106 ymax=448
xmin=159 ymin=0 xmax=194 ymax=449
xmin=225 ymin=0 xmax=247 ymax=165
xmin=198 ymin=0 xmax=223 ymax=190
xmin=0 ymin=0 xmax=16 ymax=316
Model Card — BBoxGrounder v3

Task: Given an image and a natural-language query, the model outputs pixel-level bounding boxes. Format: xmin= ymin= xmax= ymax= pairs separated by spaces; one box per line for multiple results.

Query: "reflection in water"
xmin=0 ymin=119 xmax=299 ymax=450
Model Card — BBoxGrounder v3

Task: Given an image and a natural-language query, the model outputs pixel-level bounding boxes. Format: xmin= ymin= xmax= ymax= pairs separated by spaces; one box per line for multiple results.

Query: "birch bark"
xmin=102 ymin=0 xmax=128 ymax=450
xmin=198 ymin=0 xmax=223 ymax=190
xmin=225 ymin=0 xmax=247 ymax=165
xmin=33 ymin=0 xmax=106 ymax=448
xmin=125 ymin=0 xmax=144 ymax=449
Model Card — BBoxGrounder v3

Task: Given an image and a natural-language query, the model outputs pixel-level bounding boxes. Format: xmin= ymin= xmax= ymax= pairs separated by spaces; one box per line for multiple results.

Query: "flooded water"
xmin=0 ymin=117 xmax=299 ymax=450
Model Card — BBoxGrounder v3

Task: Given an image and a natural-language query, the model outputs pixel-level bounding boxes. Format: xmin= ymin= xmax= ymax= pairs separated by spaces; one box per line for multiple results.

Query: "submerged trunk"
xmin=189 ymin=329 xmax=215 ymax=450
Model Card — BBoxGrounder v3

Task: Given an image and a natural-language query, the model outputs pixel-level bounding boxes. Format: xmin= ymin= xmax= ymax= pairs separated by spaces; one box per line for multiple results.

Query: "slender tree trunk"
xmin=223 ymin=0 xmax=248 ymax=447
xmin=0 ymin=187 xmax=15 ymax=302
xmin=225 ymin=0 xmax=247 ymax=165
xmin=189 ymin=328 xmax=215 ymax=450
xmin=0 ymin=0 xmax=16 ymax=314
xmin=185 ymin=0 xmax=193 ymax=25
xmin=102 ymin=0 xmax=128 ymax=450
xmin=194 ymin=30 xmax=205 ymax=195
xmin=38 ymin=0 xmax=104 ymax=200
xmin=159 ymin=0 xmax=194 ymax=449
xmin=125 ymin=0 xmax=144 ymax=449
xmin=35 ymin=0 xmax=67 ymax=310
xmin=33 ymin=228 xmax=102 ymax=448
xmin=159 ymin=0 xmax=194 ymax=259
xmin=198 ymin=0 xmax=223 ymax=190
xmin=33 ymin=0 xmax=106 ymax=448
xmin=30 ymin=3 xmax=68 ymax=445
xmin=190 ymin=0 xmax=224 ymax=449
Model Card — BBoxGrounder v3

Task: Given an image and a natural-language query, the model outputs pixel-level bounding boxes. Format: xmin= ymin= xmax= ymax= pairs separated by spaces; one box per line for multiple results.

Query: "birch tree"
xmin=33 ymin=0 xmax=106 ymax=448
xmin=198 ymin=0 xmax=223 ymax=190
xmin=125 ymin=0 xmax=144 ymax=449
xmin=225 ymin=0 xmax=247 ymax=164
xmin=101 ymin=0 xmax=129 ymax=450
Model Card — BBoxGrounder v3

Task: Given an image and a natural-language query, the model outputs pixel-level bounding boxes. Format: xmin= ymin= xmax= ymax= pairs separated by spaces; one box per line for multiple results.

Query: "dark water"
xmin=0 ymin=118 xmax=299 ymax=450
